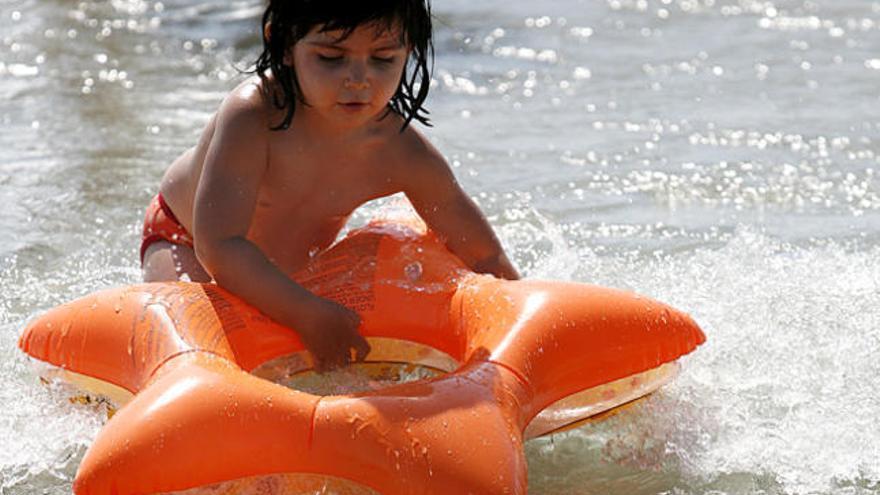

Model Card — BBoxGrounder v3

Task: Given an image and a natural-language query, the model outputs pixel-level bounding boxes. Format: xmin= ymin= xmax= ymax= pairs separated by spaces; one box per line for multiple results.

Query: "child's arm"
xmin=400 ymin=134 xmax=520 ymax=280
xmin=192 ymin=91 xmax=370 ymax=371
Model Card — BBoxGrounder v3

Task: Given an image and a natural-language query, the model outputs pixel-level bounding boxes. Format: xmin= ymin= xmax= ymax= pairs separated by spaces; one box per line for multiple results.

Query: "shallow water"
xmin=1 ymin=0 xmax=879 ymax=493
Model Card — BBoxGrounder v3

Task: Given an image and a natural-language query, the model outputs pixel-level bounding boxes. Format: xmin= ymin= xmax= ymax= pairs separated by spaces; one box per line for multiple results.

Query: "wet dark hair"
xmin=252 ymin=0 xmax=433 ymax=131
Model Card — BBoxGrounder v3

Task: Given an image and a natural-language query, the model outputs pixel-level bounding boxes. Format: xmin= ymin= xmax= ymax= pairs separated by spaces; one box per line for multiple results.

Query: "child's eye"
xmin=317 ymin=54 xmax=343 ymax=63
xmin=372 ymin=56 xmax=395 ymax=64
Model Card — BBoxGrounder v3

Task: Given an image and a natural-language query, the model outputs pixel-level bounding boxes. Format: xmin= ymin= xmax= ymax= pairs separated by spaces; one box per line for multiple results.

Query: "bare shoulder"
xmin=198 ymin=75 xmax=276 ymax=182
xmin=378 ymin=119 xmax=465 ymax=208
xmin=385 ymin=120 xmax=453 ymax=186
xmin=214 ymin=76 xmax=273 ymax=136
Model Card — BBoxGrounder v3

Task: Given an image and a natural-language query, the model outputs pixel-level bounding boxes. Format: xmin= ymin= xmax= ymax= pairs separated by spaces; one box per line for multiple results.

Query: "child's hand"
xmin=298 ymin=297 xmax=371 ymax=373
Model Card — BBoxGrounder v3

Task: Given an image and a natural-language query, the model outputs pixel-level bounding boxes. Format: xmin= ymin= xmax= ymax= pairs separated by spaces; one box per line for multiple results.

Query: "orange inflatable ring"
xmin=19 ymin=218 xmax=705 ymax=495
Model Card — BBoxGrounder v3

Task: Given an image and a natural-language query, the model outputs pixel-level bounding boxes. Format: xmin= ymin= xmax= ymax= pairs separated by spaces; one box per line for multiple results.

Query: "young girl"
xmin=140 ymin=0 xmax=519 ymax=372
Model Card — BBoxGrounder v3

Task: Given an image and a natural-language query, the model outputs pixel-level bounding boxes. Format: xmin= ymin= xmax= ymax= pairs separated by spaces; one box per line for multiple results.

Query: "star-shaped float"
xmin=19 ymin=219 xmax=705 ymax=495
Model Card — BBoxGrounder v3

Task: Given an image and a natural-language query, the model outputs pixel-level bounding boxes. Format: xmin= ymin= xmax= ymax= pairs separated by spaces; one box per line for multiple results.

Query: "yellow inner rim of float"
xmin=43 ymin=337 xmax=678 ymax=439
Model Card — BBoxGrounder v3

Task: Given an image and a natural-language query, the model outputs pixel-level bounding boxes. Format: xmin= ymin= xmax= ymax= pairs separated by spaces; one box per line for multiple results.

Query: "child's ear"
xmin=265 ymin=22 xmax=295 ymax=67
xmin=263 ymin=22 xmax=272 ymax=44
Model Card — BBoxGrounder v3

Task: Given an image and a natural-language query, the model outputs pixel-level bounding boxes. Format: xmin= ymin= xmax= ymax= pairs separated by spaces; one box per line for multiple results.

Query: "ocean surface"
xmin=1 ymin=0 xmax=878 ymax=493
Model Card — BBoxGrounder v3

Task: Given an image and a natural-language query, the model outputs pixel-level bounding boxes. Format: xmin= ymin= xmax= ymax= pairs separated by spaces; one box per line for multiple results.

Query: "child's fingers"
xmin=353 ymin=336 xmax=371 ymax=363
xmin=330 ymin=350 xmax=349 ymax=371
xmin=313 ymin=358 xmax=328 ymax=373
xmin=314 ymin=353 xmax=333 ymax=373
xmin=314 ymin=349 xmax=344 ymax=373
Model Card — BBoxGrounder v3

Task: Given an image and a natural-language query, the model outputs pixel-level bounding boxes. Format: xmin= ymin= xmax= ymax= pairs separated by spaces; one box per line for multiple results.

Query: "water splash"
xmin=528 ymin=227 xmax=880 ymax=494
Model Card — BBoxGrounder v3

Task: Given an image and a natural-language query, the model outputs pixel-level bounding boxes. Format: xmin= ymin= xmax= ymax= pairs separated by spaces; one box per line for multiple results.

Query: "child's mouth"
xmin=338 ymin=102 xmax=370 ymax=112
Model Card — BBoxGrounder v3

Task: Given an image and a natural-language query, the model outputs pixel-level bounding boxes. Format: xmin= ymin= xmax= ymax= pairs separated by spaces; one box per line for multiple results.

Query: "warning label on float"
xmin=297 ymin=233 xmax=380 ymax=313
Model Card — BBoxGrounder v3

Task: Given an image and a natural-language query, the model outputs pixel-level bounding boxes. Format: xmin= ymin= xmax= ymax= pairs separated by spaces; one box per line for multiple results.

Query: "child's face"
xmin=291 ymin=22 xmax=409 ymax=127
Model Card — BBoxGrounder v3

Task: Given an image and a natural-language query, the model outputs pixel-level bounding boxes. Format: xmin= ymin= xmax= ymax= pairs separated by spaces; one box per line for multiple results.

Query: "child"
xmin=140 ymin=0 xmax=519 ymax=372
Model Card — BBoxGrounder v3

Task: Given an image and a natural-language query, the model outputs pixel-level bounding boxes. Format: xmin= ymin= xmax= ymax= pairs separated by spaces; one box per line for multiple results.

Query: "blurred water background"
xmin=1 ymin=0 xmax=879 ymax=493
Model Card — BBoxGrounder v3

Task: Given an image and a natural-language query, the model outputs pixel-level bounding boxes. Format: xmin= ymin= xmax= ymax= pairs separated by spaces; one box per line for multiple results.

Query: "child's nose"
xmin=344 ymin=63 xmax=369 ymax=90
xmin=344 ymin=77 xmax=369 ymax=90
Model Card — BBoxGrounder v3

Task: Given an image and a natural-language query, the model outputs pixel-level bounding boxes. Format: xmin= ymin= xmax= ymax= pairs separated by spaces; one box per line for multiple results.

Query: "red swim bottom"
xmin=140 ymin=193 xmax=194 ymax=265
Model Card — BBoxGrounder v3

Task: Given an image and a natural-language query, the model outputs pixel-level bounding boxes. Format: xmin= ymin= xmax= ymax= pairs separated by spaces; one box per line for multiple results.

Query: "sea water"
xmin=1 ymin=0 xmax=878 ymax=493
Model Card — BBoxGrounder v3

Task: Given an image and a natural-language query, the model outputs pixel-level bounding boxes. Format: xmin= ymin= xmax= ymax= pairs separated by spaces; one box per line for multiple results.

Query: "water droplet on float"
xmin=404 ymin=261 xmax=423 ymax=282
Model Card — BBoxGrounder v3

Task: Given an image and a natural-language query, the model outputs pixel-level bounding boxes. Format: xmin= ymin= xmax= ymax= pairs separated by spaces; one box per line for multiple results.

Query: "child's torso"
xmin=158 ymin=110 xmax=404 ymax=276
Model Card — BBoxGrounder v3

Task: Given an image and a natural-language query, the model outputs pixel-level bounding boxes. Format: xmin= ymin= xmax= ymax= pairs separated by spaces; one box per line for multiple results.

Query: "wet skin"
xmin=144 ymin=22 xmax=519 ymax=371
